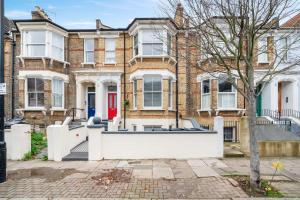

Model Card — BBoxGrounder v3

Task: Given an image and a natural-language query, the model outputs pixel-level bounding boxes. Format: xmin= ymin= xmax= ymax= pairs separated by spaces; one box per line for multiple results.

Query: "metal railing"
xmin=256 ymin=119 xmax=292 ymax=132
xmin=261 ymin=109 xmax=300 ymax=120
xmin=65 ymin=108 xmax=84 ymax=121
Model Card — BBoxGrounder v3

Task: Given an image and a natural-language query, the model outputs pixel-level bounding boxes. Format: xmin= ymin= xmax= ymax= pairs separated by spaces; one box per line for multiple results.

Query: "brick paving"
xmin=0 ymin=158 xmax=299 ymax=199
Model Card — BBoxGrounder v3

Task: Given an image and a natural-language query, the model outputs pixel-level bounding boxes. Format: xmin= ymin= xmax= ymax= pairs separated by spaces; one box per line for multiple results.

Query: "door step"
xmin=62 ymin=152 xmax=88 ymax=161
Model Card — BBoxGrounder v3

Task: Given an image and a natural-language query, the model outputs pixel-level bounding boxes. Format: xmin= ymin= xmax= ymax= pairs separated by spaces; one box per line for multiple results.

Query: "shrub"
xmin=22 ymin=151 xmax=32 ymax=161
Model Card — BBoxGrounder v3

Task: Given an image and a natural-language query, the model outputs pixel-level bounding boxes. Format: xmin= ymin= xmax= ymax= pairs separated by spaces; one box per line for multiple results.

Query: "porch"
xmin=74 ymin=71 xmax=122 ymax=120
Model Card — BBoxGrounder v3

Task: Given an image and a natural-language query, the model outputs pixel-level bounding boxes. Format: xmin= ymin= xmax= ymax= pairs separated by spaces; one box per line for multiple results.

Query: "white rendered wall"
xmin=5 ymin=124 xmax=31 ymax=160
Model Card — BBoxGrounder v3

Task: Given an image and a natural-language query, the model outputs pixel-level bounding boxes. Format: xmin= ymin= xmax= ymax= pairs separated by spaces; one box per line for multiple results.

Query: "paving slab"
xmin=192 ymin=166 xmax=220 ymax=177
xmin=172 ymin=167 xmax=196 ymax=179
xmin=261 ymin=175 xmax=292 ymax=181
xmin=153 ymin=166 xmax=174 ymax=179
xmin=116 ymin=160 xmax=133 ymax=168
xmin=132 ymin=168 xmax=152 ymax=179
xmin=153 ymin=159 xmax=172 ymax=167
xmin=203 ymin=158 xmax=228 ymax=168
xmin=187 ymin=159 xmax=207 ymax=167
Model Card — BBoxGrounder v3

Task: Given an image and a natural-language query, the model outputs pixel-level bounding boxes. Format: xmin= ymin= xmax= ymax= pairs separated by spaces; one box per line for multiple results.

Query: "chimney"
xmin=31 ymin=6 xmax=51 ymax=21
xmin=174 ymin=3 xmax=184 ymax=28
xmin=96 ymin=19 xmax=102 ymax=29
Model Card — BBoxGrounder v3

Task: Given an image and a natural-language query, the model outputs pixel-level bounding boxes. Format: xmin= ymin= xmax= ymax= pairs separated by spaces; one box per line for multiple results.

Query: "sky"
xmin=4 ymin=0 xmax=164 ymax=29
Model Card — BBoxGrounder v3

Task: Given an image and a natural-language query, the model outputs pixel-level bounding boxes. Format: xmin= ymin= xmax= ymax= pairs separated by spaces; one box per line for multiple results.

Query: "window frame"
xmin=133 ymin=33 xmax=139 ymax=56
xmin=51 ymin=32 xmax=64 ymax=61
xmin=25 ymin=77 xmax=45 ymax=109
xmin=84 ymin=38 xmax=95 ymax=64
xmin=142 ymin=75 xmax=163 ymax=109
xmin=141 ymin=29 xmax=165 ymax=56
xmin=217 ymin=79 xmax=237 ymax=109
xmin=105 ymin=38 xmax=116 ymax=64
xmin=52 ymin=78 xmax=64 ymax=109
xmin=257 ymin=37 xmax=269 ymax=63
xmin=168 ymin=79 xmax=173 ymax=109
xmin=200 ymin=79 xmax=211 ymax=110
xmin=24 ymin=30 xmax=47 ymax=58
xmin=133 ymin=79 xmax=137 ymax=109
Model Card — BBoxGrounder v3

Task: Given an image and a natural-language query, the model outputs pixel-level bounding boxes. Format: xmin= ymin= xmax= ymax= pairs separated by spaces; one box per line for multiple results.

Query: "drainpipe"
xmin=11 ymin=34 xmax=16 ymax=119
xmin=175 ymin=33 xmax=179 ymax=128
xmin=123 ymin=32 xmax=126 ymax=129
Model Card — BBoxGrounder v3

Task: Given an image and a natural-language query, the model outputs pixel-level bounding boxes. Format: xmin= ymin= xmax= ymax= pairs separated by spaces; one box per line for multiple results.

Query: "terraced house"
xmin=3 ymin=5 xmax=300 ymax=139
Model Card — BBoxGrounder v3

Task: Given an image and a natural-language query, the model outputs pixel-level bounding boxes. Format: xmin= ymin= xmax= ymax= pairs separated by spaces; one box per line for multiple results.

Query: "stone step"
xmin=62 ymin=152 xmax=88 ymax=161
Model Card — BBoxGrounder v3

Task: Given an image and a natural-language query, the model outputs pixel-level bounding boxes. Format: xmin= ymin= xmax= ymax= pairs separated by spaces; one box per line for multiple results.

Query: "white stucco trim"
xmin=196 ymin=71 xmax=240 ymax=82
xmin=18 ymin=70 xmax=69 ymax=83
xmin=129 ymin=69 xmax=176 ymax=81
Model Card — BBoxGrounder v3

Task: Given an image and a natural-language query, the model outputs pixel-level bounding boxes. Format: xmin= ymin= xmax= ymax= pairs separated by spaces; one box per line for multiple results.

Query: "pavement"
xmin=0 ymin=158 xmax=299 ymax=199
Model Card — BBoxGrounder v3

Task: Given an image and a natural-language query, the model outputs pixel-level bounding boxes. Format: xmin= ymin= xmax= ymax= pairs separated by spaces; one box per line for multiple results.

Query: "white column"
xmin=117 ymin=79 xmax=121 ymax=117
xmin=76 ymin=83 xmax=83 ymax=118
xmin=214 ymin=116 xmax=224 ymax=158
xmin=96 ymin=81 xmax=104 ymax=118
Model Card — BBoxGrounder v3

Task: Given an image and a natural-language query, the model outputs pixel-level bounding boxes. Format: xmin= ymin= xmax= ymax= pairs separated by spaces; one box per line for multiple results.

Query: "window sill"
xmin=129 ymin=55 xmax=176 ymax=66
xmin=23 ymin=107 xmax=46 ymax=111
xmin=141 ymin=108 xmax=165 ymax=111
xmin=197 ymin=109 xmax=212 ymax=116
xmin=103 ymin=62 xmax=116 ymax=65
xmin=18 ymin=56 xmax=69 ymax=67
xmin=50 ymin=108 xmax=67 ymax=115
xmin=81 ymin=62 xmax=95 ymax=67
xmin=215 ymin=108 xmax=246 ymax=115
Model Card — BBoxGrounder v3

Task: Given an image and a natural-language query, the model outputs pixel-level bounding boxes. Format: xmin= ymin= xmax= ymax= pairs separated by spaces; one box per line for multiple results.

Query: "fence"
xmin=261 ymin=109 xmax=300 ymax=119
xmin=200 ymin=120 xmax=240 ymax=142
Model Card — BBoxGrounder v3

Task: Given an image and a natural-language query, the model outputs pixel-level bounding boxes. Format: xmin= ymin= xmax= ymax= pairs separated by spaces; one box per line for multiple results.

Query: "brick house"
xmin=4 ymin=5 xmax=300 ymax=137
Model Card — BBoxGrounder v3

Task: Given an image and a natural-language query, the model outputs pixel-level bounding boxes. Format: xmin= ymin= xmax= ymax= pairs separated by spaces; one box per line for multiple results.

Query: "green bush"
xmin=22 ymin=151 xmax=32 ymax=161
xmin=31 ymin=131 xmax=47 ymax=156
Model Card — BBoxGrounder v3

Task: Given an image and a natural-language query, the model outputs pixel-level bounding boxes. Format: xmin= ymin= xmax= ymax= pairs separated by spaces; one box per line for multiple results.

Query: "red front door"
xmin=108 ymin=93 xmax=117 ymax=120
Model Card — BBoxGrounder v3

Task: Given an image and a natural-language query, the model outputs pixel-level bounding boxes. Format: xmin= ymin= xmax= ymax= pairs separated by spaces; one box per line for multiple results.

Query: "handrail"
xmin=261 ymin=109 xmax=300 ymax=120
xmin=65 ymin=107 xmax=84 ymax=121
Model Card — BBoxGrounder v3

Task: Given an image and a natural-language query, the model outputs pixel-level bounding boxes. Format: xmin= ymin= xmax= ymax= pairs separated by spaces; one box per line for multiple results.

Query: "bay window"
xmin=27 ymin=78 xmax=44 ymax=107
xmin=143 ymin=76 xmax=162 ymax=108
xmin=52 ymin=79 xmax=64 ymax=108
xmin=142 ymin=30 xmax=164 ymax=55
xmin=168 ymin=79 xmax=172 ymax=109
xmin=133 ymin=79 xmax=137 ymax=109
xmin=105 ymin=38 xmax=116 ymax=63
xmin=84 ymin=38 xmax=94 ymax=63
xmin=133 ymin=33 xmax=139 ymax=56
xmin=52 ymin=32 xmax=64 ymax=61
xmin=23 ymin=30 xmax=64 ymax=60
xmin=218 ymin=80 xmax=236 ymax=108
xmin=201 ymin=79 xmax=211 ymax=109
xmin=24 ymin=31 xmax=46 ymax=57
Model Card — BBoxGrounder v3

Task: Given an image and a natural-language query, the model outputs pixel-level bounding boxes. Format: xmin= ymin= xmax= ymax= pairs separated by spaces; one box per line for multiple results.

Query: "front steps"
xmin=62 ymin=140 xmax=88 ymax=161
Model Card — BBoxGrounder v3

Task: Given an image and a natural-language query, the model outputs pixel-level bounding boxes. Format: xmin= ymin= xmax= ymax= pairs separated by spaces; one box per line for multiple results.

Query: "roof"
xmin=12 ymin=17 xmax=177 ymax=33
xmin=281 ymin=12 xmax=300 ymax=28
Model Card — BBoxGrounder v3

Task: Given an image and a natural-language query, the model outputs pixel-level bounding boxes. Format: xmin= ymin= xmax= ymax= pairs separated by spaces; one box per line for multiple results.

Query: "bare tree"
xmin=162 ymin=0 xmax=300 ymax=189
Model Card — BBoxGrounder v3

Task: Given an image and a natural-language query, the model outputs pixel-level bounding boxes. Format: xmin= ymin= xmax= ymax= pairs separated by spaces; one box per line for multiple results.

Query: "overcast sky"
xmin=5 ymin=0 xmax=164 ymax=29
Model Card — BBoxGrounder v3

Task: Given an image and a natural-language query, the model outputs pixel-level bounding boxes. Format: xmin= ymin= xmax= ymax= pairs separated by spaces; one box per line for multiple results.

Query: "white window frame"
xmin=257 ymin=37 xmax=269 ymax=63
xmin=168 ymin=79 xmax=173 ymax=109
xmin=105 ymin=38 xmax=116 ymax=64
xmin=23 ymin=30 xmax=47 ymax=57
xmin=281 ymin=37 xmax=290 ymax=62
xmin=140 ymin=29 xmax=166 ymax=56
xmin=200 ymin=79 xmax=211 ymax=110
xmin=217 ymin=79 xmax=237 ymax=109
xmin=25 ymin=77 xmax=45 ymax=109
xmin=84 ymin=38 xmax=95 ymax=64
xmin=133 ymin=79 xmax=137 ymax=109
xmin=51 ymin=32 xmax=64 ymax=61
xmin=142 ymin=76 xmax=163 ymax=110
xmin=52 ymin=79 xmax=64 ymax=109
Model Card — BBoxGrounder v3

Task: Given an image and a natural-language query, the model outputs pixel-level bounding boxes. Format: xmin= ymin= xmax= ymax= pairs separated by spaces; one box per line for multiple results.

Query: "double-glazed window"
xmin=25 ymin=31 xmax=46 ymax=57
xmin=133 ymin=79 xmax=137 ymax=109
xmin=133 ymin=34 xmax=139 ymax=56
xmin=218 ymin=80 xmax=236 ymax=108
xmin=52 ymin=32 xmax=64 ymax=61
xmin=142 ymin=30 xmax=163 ymax=56
xmin=168 ymin=79 xmax=172 ymax=108
xmin=23 ymin=30 xmax=64 ymax=60
xmin=52 ymin=79 xmax=64 ymax=108
xmin=143 ymin=76 xmax=162 ymax=108
xmin=201 ymin=79 xmax=211 ymax=109
xmin=105 ymin=38 xmax=116 ymax=63
xmin=27 ymin=78 xmax=44 ymax=107
xmin=84 ymin=38 xmax=94 ymax=63
xmin=257 ymin=37 xmax=268 ymax=63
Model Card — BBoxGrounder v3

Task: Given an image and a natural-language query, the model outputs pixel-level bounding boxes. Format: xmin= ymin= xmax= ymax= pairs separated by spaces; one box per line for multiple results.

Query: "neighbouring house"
xmin=3 ymin=5 xmax=300 ymax=140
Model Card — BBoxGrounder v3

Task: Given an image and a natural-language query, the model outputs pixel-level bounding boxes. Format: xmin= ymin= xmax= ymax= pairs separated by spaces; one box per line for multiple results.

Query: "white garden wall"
xmin=5 ymin=124 xmax=31 ymax=160
xmin=89 ymin=117 xmax=224 ymax=160
xmin=47 ymin=125 xmax=87 ymax=161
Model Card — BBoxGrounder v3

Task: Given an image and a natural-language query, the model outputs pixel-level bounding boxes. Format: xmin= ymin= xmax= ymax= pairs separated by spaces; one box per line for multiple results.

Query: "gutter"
xmin=175 ymin=34 xmax=179 ymax=128
xmin=123 ymin=32 xmax=126 ymax=129
xmin=11 ymin=35 xmax=16 ymax=119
